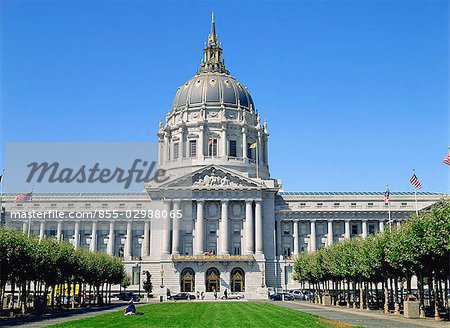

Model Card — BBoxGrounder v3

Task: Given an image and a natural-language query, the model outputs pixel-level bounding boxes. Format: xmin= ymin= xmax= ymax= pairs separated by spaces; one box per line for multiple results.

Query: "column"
xmin=276 ymin=221 xmax=282 ymax=257
xmin=379 ymin=220 xmax=385 ymax=233
xmin=164 ymin=135 xmax=169 ymax=163
xmin=90 ymin=221 xmax=98 ymax=252
xmin=245 ymin=200 xmax=254 ymax=255
xmin=362 ymin=220 xmax=368 ymax=239
xmin=255 ymin=201 xmax=263 ymax=254
xmin=242 ymin=128 xmax=247 ymax=159
xmin=107 ymin=221 xmax=115 ymax=255
xmin=198 ymin=126 xmax=204 ymax=159
xmin=222 ymin=128 xmax=227 ymax=157
xmin=195 ymin=201 xmax=205 ymax=255
xmin=22 ymin=221 xmax=28 ymax=233
xmin=56 ymin=221 xmax=62 ymax=241
xmin=39 ymin=221 xmax=45 ymax=241
xmin=396 ymin=220 xmax=401 ymax=229
xmin=125 ymin=220 xmax=133 ymax=258
xmin=179 ymin=129 xmax=184 ymax=160
xmin=74 ymin=221 xmax=80 ymax=250
xmin=220 ymin=200 xmax=229 ymax=255
xmin=327 ymin=220 xmax=333 ymax=246
xmin=142 ymin=220 xmax=150 ymax=257
xmin=344 ymin=220 xmax=351 ymax=239
xmin=162 ymin=201 xmax=171 ymax=255
xmin=172 ymin=200 xmax=181 ymax=255
xmin=293 ymin=221 xmax=299 ymax=255
xmin=309 ymin=220 xmax=316 ymax=252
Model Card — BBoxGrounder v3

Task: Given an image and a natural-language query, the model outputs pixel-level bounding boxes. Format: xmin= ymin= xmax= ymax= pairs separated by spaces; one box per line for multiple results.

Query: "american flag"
xmin=383 ymin=189 xmax=390 ymax=204
xmin=14 ymin=192 xmax=33 ymax=202
xmin=409 ymin=174 xmax=422 ymax=189
xmin=443 ymin=152 xmax=450 ymax=166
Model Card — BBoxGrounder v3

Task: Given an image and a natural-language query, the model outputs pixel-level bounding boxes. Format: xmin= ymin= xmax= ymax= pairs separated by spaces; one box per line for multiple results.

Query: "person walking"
xmin=196 ymin=290 xmax=200 ymax=300
xmin=201 ymin=291 xmax=205 ymax=300
xmin=214 ymin=289 xmax=218 ymax=300
xmin=224 ymin=289 xmax=228 ymax=300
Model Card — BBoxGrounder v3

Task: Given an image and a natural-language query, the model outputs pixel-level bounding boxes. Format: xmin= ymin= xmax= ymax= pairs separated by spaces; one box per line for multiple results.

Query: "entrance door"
xmin=231 ymin=268 xmax=245 ymax=292
xmin=205 ymin=268 xmax=220 ymax=292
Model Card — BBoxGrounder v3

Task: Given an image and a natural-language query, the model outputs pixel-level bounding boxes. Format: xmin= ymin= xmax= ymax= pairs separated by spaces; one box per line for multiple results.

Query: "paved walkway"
xmin=275 ymin=301 xmax=449 ymax=328
xmin=0 ymin=302 xmax=127 ymax=328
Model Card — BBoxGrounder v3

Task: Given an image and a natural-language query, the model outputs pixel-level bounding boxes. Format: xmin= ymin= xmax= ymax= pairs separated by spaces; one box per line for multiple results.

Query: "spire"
xmin=200 ymin=12 xmax=228 ymax=74
xmin=211 ymin=12 xmax=216 ymax=36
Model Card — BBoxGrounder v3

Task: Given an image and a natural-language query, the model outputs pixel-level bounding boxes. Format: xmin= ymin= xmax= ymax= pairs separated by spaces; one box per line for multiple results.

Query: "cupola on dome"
xmin=170 ymin=13 xmax=255 ymax=113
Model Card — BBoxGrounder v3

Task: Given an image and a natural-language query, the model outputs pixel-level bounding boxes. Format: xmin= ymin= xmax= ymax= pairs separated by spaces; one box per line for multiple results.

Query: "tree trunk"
xmin=434 ymin=272 xmax=441 ymax=320
xmin=384 ymin=278 xmax=389 ymax=314
xmin=346 ymin=279 xmax=350 ymax=308
xmin=394 ymin=276 xmax=400 ymax=315
xmin=417 ymin=272 xmax=425 ymax=318
xmin=359 ymin=279 xmax=364 ymax=310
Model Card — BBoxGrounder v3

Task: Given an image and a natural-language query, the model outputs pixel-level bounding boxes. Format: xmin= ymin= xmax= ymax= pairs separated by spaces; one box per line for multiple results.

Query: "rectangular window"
xmin=189 ymin=140 xmax=197 ymax=157
xmin=351 ymin=224 xmax=358 ymax=235
xmin=368 ymin=224 xmax=375 ymax=235
xmin=233 ymin=222 xmax=240 ymax=235
xmin=209 ymin=222 xmax=217 ymax=235
xmin=173 ymin=143 xmax=179 ymax=159
xmin=283 ymin=244 xmax=291 ymax=257
xmin=51 ymin=203 xmax=57 ymax=207
xmin=368 ymin=203 xmax=374 ymax=207
xmin=247 ymin=143 xmax=252 ymax=159
xmin=334 ymin=203 xmax=340 ymax=207
xmin=300 ymin=203 xmax=306 ymax=207
xmin=351 ymin=203 xmax=357 ymax=207
xmin=184 ymin=240 xmax=193 ymax=255
xmin=208 ymin=139 xmax=218 ymax=157
xmin=317 ymin=203 xmax=323 ymax=207
xmin=229 ymin=140 xmax=237 ymax=157
xmin=233 ymin=242 xmax=241 ymax=255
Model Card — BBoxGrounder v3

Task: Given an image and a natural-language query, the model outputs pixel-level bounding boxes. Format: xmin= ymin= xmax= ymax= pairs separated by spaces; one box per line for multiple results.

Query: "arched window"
xmin=180 ymin=268 xmax=195 ymax=292
xmin=231 ymin=267 xmax=245 ymax=292
xmin=205 ymin=267 xmax=220 ymax=292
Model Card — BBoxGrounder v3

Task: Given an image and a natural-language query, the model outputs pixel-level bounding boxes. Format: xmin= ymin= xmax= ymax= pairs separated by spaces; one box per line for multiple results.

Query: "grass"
xmin=49 ymin=301 xmax=356 ymax=328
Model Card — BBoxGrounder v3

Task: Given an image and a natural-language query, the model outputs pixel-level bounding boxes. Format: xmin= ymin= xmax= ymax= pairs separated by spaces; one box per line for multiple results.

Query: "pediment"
xmin=160 ymin=165 xmax=264 ymax=190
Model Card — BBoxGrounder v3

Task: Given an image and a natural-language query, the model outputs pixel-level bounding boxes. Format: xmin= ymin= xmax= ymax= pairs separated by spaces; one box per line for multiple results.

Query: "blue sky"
xmin=1 ymin=0 xmax=448 ymax=193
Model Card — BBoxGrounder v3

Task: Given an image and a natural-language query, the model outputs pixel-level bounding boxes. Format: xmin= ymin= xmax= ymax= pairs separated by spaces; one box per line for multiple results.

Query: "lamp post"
xmin=135 ymin=257 xmax=142 ymax=301
xmin=160 ymin=267 xmax=165 ymax=288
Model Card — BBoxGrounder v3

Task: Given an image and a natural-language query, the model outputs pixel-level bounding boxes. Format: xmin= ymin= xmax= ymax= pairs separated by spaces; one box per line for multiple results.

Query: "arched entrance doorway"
xmin=180 ymin=268 xmax=195 ymax=292
xmin=231 ymin=268 xmax=245 ymax=292
xmin=205 ymin=267 xmax=220 ymax=292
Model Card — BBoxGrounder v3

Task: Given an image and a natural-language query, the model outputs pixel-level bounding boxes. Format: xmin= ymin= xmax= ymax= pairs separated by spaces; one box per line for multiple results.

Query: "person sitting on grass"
xmin=124 ymin=300 xmax=136 ymax=316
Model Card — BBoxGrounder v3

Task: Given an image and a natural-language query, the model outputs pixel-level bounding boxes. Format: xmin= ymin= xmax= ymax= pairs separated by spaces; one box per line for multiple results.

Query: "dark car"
xmin=170 ymin=292 xmax=196 ymax=300
xmin=270 ymin=293 xmax=294 ymax=301
xmin=119 ymin=292 xmax=140 ymax=302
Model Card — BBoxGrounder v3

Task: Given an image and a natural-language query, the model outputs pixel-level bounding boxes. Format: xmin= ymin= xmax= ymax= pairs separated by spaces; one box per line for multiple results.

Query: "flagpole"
xmin=413 ymin=168 xmax=418 ymax=216
xmin=387 ymin=185 xmax=392 ymax=231
xmin=0 ymin=169 xmax=5 ymax=226
xmin=256 ymin=139 xmax=259 ymax=179
xmin=27 ymin=184 xmax=34 ymax=237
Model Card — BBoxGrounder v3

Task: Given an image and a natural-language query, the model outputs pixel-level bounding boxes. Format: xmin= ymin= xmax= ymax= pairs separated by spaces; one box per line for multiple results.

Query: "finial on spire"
xmin=199 ymin=12 xmax=228 ymax=74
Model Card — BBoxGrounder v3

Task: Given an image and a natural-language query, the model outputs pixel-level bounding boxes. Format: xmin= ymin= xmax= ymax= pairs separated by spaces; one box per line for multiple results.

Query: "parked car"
xmin=222 ymin=292 xmax=244 ymax=300
xmin=119 ymin=292 xmax=140 ymax=302
xmin=270 ymin=293 xmax=294 ymax=301
xmin=169 ymin=292 xmax=196 ymax=300
xmin=290 ymin=290 xmax=305 ymax=300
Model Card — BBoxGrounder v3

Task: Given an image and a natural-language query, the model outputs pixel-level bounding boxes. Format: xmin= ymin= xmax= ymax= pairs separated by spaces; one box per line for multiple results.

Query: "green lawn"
xmin=49 ymin=302 xmax=353 ymax=328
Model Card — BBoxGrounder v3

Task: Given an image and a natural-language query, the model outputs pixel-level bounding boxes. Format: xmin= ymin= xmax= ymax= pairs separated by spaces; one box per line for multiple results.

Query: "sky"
xmin=1 ymin=0 xmax=449 ymax=193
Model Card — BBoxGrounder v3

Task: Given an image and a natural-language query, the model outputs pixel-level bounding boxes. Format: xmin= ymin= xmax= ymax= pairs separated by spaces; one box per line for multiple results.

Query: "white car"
xmin=222 ymin=292 xmax=245 ymax=300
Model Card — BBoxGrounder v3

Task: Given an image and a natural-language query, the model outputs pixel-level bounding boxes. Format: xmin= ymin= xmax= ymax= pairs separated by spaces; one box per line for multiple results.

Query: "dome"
xmin=171 ymin=72 xmax=254 ymax=113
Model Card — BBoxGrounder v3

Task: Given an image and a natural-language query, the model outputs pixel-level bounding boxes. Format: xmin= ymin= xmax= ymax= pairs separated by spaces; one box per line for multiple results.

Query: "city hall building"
xmin=2 ymin=16 xmax=444 ymax=298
